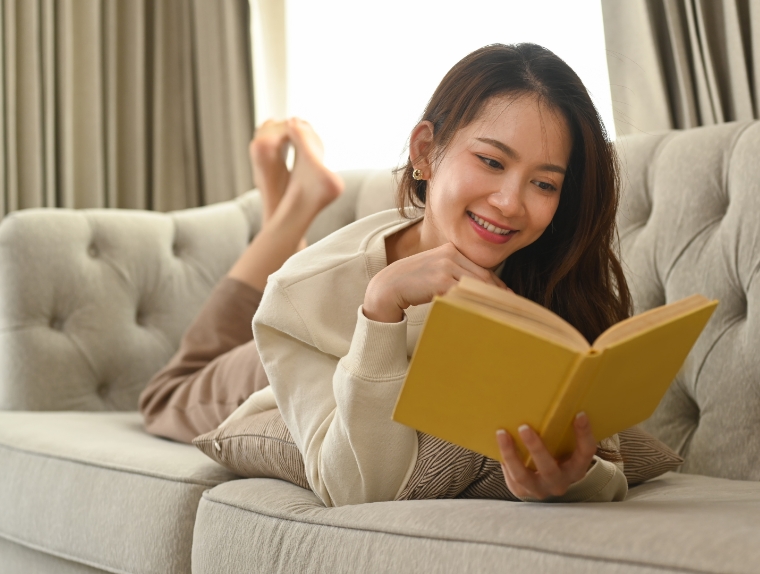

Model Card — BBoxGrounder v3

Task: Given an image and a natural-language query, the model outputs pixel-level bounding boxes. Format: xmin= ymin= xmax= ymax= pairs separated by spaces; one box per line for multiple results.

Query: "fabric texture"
xmin=195 ymin=407 xmax=680 ymax=499
xmin=601 ymin=0 xmax=760 ymax=136
xmin=0 ymin=0 xmax=253 ymax=217
xmin=139 ymin=276 xmax=268 ymax=443
xmin=192 ymin=473 xmax=760 ymax=574
xmin=0 ymin=411 xmax=235 ymax=574
xmin=616 ymin=121 xmax=760 ymax=480
xmin=619 ymin=426 xmax=684 ymax=486
xmin=0 ymin=537 xmax=105 ymax=574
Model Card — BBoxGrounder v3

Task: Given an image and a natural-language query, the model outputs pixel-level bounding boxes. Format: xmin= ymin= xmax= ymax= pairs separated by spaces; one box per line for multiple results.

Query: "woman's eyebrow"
xmin=475 ymin=137 xmax=567 ymax=175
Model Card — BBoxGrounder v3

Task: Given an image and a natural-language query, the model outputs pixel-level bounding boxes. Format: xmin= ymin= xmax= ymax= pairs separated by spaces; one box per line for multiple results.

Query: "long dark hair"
xmin=396 ymin=43 xmax=632 ymax=344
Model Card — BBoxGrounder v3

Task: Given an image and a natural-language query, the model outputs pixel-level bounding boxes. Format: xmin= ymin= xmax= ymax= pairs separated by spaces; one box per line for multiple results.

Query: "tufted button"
xmin=50 ymin=317 xmax=65 ymax=331
xmin=96 ymin=383 xmax=109 ymax=398
xmin=172 ymin=243 xmax=181 ymax=257
xmin=88 ymin=244 xmax=99 ymax=258
xmin=136 ymin=309 xmax=147 ymax=326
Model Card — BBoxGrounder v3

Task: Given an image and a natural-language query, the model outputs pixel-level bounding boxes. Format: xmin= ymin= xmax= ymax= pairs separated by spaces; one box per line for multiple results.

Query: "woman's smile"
xmin=466 ymin=211 xmax=517 ymax=244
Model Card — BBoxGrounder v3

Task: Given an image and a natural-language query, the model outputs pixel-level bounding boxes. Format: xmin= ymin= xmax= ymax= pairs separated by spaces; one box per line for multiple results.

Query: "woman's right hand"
xmin=363 ymin=242 xmax=508 ymax=323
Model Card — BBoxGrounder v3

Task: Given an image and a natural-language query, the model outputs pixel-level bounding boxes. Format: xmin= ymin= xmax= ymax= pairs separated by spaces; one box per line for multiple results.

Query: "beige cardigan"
xmin=232 ymin=209 xmax=627 ymax=507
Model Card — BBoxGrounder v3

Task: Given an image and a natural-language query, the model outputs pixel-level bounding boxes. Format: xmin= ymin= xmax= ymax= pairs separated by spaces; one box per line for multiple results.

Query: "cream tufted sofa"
xmin=1 ymin=123 xmax=759 ymax=574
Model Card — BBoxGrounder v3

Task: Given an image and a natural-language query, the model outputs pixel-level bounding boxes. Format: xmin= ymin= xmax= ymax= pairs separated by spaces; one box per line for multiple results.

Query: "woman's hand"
xmin=496 ymin=412 xmax=597 ymax=500
xmin=363 ymin=242 xmax=507 ymax=323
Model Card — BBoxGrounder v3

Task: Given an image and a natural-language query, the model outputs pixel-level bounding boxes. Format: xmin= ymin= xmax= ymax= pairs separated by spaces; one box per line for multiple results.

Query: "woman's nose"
xmin=488 ymin=183 xmax=526 ymax=218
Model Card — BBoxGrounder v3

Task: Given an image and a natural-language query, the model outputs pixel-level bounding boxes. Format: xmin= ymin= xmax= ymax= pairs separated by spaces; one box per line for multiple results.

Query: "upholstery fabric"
xmin=193 ymin=474 xmax=760 ymax=574
xmin=616 ymin=121 xmax=760 ymax=479
xmin=0 ymin=411 xmax=235 ymax=574
xmin=0 ymin=537 xmax=106 ymax=574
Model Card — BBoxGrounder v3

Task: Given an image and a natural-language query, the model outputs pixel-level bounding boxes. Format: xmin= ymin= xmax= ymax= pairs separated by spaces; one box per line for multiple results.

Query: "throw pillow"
xmin=193 ymin=408 xmax=683 ymax=499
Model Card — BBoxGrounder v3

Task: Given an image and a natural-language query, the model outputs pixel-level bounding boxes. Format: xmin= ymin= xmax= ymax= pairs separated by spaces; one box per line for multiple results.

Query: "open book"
xmin=392 ymin=276 xmax=717 ymax=466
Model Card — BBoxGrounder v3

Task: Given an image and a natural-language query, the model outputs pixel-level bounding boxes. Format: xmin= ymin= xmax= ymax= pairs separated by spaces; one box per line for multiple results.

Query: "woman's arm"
xmin=253 ymin=278 xmax=418 ymax=507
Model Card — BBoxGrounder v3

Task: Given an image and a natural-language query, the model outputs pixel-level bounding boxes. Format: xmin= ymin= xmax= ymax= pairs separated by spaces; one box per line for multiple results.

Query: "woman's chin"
xmin=457 ymin=245 xmax=511 ymax=273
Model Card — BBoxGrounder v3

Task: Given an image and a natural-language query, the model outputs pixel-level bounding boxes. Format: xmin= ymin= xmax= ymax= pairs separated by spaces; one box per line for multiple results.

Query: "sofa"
xmin=1 ymin=121 xmax=759 ymax=574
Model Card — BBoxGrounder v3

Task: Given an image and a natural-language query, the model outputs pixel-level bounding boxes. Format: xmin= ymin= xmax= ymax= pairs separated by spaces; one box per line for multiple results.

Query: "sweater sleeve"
xmin=253 ymin=279 xmax=418 ymax=507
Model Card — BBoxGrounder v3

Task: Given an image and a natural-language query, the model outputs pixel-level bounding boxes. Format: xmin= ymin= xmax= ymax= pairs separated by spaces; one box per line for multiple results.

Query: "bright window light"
xmin=285 ymin=0 xmax=614 ymax=172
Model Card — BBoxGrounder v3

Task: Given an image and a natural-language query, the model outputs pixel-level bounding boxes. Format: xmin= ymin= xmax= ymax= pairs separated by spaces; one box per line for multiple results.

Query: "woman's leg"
xmin=139 ymin=118 xmax=343 ymax=443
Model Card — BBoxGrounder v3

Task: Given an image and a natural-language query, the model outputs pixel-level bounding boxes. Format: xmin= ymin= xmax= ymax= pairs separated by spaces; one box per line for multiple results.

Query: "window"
xmin=281 ymin=0 xmax=613 ymax=171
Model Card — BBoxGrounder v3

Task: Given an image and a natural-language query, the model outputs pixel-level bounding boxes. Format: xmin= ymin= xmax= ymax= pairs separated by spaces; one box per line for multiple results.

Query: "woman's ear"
xmin=409 ymin=121 xmax=435 ymax=178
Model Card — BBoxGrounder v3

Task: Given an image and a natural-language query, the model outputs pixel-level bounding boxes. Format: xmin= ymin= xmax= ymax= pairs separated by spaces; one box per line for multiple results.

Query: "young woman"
xmin=140 ymin=43 xmax=631 ymax=507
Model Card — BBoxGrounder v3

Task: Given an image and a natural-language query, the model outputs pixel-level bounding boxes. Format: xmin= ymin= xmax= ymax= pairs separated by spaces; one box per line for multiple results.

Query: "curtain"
xmin=601 ymin=0 xmax=760 ymax=136
xmin=0 ymin=0 xmax=254 ymax=217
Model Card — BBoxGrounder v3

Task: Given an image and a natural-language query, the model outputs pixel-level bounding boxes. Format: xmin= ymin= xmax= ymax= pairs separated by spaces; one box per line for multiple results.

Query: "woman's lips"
xmin=467 ymin=214 xmax=516 ymax=244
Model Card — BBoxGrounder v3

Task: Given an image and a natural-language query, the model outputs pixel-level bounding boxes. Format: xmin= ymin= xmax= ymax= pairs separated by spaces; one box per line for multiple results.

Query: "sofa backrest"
xmin=616 ymin=120 xmax=760 ymax=481
xmin=0 ymin=169 xmax=396 ymax=412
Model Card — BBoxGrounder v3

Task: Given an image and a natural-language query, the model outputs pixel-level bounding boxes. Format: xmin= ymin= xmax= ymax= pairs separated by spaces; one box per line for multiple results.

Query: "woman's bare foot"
xmin=249 ymin=119 xmax=291 ymax=223
xmin=273 ymin=118 xmax=344 ymax=227
xmin=228 ymin=118 xmax=342 ymax=291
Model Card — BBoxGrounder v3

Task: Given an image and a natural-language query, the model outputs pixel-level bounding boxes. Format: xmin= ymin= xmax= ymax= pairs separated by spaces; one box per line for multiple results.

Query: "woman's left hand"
xmin=496 ymin=412 xmax=597 ymax=500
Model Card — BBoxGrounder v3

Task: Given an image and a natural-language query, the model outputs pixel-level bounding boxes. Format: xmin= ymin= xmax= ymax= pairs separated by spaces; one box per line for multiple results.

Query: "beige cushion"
xmin=194 ymin=408 xmax=682 ymax=499
xmin=0 ymin=411 xmax=235 ymax=574
xmin=193 ymin=472 xmax=760 ymax=574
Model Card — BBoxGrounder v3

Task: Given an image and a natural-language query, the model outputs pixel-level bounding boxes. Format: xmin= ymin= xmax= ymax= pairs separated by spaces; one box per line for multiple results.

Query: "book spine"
xmin=536 ymin=351 xmax=604 ymax=462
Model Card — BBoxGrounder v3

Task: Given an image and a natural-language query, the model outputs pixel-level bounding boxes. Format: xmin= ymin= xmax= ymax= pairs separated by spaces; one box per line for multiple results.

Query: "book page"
xmin=444 ymin=296 xmax=588 ymax=352
xmin=592 ymin=294 xmax=715 ymax=351
xmin=449 ymin=277 xmax=589 ymax=351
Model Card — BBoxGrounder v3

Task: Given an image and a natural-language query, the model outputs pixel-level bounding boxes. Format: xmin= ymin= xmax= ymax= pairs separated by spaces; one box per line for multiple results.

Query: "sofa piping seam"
xmin=0 ymin=530 xmax=133 ymax=574
xmin=0 ymin=442 xmax=228 ymax=487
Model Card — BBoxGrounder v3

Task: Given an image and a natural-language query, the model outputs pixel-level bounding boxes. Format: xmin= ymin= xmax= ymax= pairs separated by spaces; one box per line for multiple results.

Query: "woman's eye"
xmin=533 ymin=180 xmax=557 ymax=192
xmin=477 ymin=155 xmax=503 ymax=170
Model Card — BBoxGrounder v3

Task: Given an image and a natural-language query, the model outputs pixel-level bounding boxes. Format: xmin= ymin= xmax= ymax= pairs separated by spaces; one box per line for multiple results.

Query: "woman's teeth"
xmin=468 ymin=212 xmax=513 ymax=235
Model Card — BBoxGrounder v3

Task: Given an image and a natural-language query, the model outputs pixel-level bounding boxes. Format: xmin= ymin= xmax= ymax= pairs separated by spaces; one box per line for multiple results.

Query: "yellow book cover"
xmin=392 ymin=277 xmax=718 ymax=465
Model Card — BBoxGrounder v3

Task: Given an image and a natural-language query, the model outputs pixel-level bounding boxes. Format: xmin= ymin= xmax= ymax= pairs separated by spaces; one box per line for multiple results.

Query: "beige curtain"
xmin=602 ymin=0 xmax=760 ymax=136
xmin=0 ymin=0 xmax=254 ymax=217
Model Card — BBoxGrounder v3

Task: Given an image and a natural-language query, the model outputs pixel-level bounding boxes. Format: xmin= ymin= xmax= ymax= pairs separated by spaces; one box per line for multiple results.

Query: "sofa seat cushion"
xmin=0 ymin=411 xmax=235 ymax=574
xmin=193 ymin=473 xmax=760 ymax=574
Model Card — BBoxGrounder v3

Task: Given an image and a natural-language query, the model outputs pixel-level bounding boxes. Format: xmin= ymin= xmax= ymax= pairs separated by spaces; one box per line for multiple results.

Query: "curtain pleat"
xmin=0 ymin=0 xmax=253 ymax=218
xmin=602 ymin=0 xmax=760 ymax=136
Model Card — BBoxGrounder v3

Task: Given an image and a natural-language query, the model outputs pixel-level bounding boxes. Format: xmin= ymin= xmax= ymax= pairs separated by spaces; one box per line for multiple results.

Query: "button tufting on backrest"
xmin=96 ymin=383 xmax=109 ymax=398
xmin=50 ymin=317 xmax=64 ymax=331
xmin=88 ymin=244 xmax=99 ymax=258
xmin=617 ymin=120 xmax=760 ymax=481
xmin=172 ymin=243 xmax=181 ymax=257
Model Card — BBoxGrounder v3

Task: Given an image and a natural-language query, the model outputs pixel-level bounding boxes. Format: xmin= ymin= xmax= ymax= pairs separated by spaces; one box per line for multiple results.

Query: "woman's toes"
xmin=249 ymin=119 xmax=292 ymax=220
xmin=287 ymin=118 xmax=325 ymax=162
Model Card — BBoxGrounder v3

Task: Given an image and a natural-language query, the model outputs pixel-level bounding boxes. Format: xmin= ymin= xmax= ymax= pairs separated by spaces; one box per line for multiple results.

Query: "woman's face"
xmin=415 ymin=94 xmax=572 ymax=270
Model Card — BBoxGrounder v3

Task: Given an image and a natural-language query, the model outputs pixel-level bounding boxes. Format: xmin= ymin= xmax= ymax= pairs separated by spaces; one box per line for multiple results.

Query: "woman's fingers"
xmin=496 ymin=429 xmax=538 ymax=497
xmin=497 ymin=418 xmax=598 ymax=500
xmin=560 ymin=412 xmax=598 ymax=479
xmin=517 ymin=425 xmax=564 ymax=494
xmin=444 ymin=246 xmax=505 ymax=288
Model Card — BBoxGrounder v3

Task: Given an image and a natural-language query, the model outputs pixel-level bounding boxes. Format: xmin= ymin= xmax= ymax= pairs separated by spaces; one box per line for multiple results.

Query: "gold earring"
xmin=412 ymin=168 xmax=423 ymax=181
